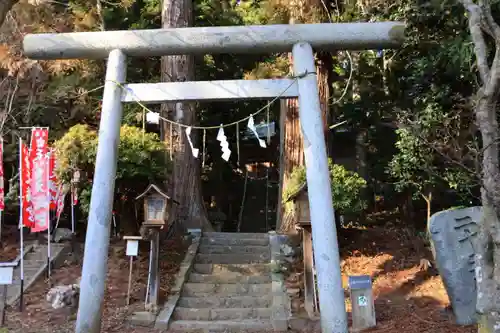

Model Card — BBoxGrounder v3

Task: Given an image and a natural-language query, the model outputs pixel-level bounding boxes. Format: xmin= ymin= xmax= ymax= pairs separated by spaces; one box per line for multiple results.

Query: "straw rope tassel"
xmin=236 ymin=123 xmax=240 ymax=167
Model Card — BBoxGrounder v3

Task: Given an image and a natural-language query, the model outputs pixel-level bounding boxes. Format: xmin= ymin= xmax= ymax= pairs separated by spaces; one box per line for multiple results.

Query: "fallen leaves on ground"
xmin=3 ymin=236 xmax=187 ymax=333
xmin=287 ymin=226 xmax=476 ymax=333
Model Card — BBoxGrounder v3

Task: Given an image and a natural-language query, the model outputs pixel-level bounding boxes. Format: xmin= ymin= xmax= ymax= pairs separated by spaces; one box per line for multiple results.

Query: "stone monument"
xmin=429 ymin=206 xmax=482 ymax=325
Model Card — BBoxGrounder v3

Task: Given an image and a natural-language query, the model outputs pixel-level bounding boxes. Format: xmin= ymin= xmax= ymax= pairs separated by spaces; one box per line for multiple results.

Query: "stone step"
xmin=5 ymin=243 xmax=69 ymax=306
xmin=188 ymin=273 xmax=271 ymax=284
xmin=203 ymin=232 xmax=269 ymax=240
xmin=24 ymin=251 xmax=49 ymax=262
xmin=200 ymin=237 xmax=269 ymax=247
xmin=24 ymin=260 xmax=46 ymax=269
xmin=24 ymin=245 xmax=64 ymax=262
xmin=198 ymin=244 xmax=269 ymax=255
xmin=193 ymin=263 xmax=270 ymax=275
xmin=168 ymin=319 xmax=273 ymax=333
xmin=195 ymin=253 xmax=270 ymax=264
xmin=173 ymin=307 xmax=272 ymax=321
xmin=182 ymin=283 xmax=272 ymax=297
xmin=177 ymin=295 xmax=273 ymax=308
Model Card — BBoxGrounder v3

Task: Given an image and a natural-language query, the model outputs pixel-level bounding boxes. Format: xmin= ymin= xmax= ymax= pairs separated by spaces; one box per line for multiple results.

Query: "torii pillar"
xmin=23 ymin=22 xmax=405 ymax=333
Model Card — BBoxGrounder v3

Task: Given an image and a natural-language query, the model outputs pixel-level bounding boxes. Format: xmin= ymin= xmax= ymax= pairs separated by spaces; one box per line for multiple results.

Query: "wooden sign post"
xmin=348 ymin=275 xmax=376 ymax=331
xmin=0 ymin=263 xmax=15 ymax=326
xmin=124 ymin=236 xmax=142 ymax=306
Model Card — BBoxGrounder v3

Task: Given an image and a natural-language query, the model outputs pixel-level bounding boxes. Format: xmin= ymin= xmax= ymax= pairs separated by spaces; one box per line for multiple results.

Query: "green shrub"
xmin=283 ymin=159 xmax=367 ymax=215
xmin=54 ymin=124 xmax=169 ymax=214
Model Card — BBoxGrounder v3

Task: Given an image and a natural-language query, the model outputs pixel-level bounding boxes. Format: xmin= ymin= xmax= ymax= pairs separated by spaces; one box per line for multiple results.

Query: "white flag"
xmin=185 ymin=126 xmax=199 ymax=158
xmin=247 ymin=116 xmax=266 ymax=148
xmin=216 ymin=126 xmax=231 ymax=161
xmin=146 ymin=111 xmax=160 ymax=124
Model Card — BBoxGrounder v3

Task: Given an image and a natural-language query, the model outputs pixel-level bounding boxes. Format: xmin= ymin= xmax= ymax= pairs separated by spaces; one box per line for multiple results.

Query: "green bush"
xmin=283 ymin=159 xmax=367 ymax=215
xmin=54 ymin=124 xmax=169 ymax=214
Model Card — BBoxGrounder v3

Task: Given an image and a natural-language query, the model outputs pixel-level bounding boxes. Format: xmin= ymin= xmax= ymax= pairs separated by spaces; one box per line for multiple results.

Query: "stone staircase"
xmin=0 ymin=242 xmax=69 ymax=306
xmin=168 ymin=232 xmax=279 ymax=332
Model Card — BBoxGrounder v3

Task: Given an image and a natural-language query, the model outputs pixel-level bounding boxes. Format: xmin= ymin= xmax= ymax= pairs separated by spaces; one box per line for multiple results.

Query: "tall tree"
xmin=460 ymin=0 xmax=500 ymax=331
xmin=161 ymin=0 xmax=212 ymax=230
xmin=277 ymin=0 xmax=333 ymax=231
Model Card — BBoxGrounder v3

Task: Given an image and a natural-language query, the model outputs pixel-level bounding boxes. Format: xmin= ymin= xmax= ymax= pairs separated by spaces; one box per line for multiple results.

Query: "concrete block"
xmin=128 ymin=311 xmax=156 ymax=327
xmin=187 ymin=273 xmax=271 ymax=284
xmin=198 ymin=245 xmax=270 ymax=255
xmin=168 ymin=319 xmax=274 ymax=332
xmin=177 ymin=295 xmax=273 ymax=308
xmin=195 ymin=253 xmax=270 ymax=264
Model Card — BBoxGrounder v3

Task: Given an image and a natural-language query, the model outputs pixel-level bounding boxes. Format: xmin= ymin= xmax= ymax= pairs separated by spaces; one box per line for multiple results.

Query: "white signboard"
xmin=126 ymin=240 xmax=139 ymax=256
xmin=0 ymin=267 xmax=14 ymax=285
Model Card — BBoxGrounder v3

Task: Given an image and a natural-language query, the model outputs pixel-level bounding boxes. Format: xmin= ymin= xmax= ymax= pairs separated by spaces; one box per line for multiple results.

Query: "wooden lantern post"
xmin=135 ymin=184 xmax=176 ymax=312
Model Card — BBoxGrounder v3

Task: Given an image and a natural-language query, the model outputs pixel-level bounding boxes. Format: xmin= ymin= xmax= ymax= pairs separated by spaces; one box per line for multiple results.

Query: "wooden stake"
xmin=276 ymin=100 xmax=286 ymax=231
xmin=126 ymin=256 xmax=133 ymax=305
xmin=169 ymin=122 xmax=173 ymax=160
xmin=236 ymin=123 xmax=240 ymax=166
xmin=265 ymin=167 xmax=269 ymax=231
xmin=202 ymin=129 xmax=206 ymax=168
xmin=266 ymin=104 xmax=271 ymax=145
xmin=237 ymin=169 xmax=248 ymax=232
xmin=0 ymin=284 xmax=6 ymax=325
xmin=177 ymin=124 xmax=181 ymax=148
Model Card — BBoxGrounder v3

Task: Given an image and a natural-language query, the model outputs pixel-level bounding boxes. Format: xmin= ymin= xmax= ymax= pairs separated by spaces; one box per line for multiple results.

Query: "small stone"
xmin=287 ymin=288 xmax=300 ymax=297
xmin=46 ymin=283 xmax=79 ymax=310
xmin=53 ymin=228 xmax=74 ymax=243
xmin=128 ymin=311 xmax=156 ymax=327
xmin=280 ymin=244 xmax=294 ymax=257
xmin=284 ymin=256 xmax=295 ymax=263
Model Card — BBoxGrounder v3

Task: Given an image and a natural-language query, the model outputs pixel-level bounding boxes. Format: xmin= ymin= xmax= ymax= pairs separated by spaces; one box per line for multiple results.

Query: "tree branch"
xmin=461 ymin=0 xmax=490 ymax=85
xmin=478 ymin=0 xmax=500 ymax=41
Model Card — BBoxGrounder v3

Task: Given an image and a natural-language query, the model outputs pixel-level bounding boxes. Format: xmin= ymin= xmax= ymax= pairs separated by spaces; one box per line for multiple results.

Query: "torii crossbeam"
xmin=23 ymin=22 xmax=405 ymax=333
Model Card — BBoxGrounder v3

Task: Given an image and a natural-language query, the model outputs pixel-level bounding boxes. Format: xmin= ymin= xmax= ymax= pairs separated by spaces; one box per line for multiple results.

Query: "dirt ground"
xmin=288 ymin=225 xmax=476 ymax=333
xmin=2 ymin=232 xmax=187 ymax=333
xmin=0 ymin=223 xmax=478 ymax=333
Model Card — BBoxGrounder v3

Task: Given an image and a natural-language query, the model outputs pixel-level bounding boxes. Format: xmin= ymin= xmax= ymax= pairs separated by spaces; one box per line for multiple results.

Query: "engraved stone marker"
xmin=429 ymin=206 xmax=482 ymax=325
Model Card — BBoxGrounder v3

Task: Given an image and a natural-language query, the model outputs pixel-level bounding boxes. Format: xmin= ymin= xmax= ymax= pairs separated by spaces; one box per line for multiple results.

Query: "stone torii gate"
xmin=23 ymin=22 xmax=405 ymax=333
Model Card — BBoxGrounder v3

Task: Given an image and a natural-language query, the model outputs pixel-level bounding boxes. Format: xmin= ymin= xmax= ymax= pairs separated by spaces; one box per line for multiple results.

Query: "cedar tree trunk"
xmin=161 ymin=0 xmax=212 ymax=231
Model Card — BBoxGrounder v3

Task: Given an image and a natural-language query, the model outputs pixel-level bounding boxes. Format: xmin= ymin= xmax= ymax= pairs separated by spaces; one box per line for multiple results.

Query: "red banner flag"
xmin=30 ymin=128 xmax=50 ymax=233
xmin=71 ymin=170 xmax=80 ymax=206
xmin=49 ymin=149 xmax=58 ymax=210
xmin=71 ymin=186 xmax=78 ymax=206
xmin=0 ymin=138 xmax=4 ymax=211
xmin=55 ymin=184 xmax=67 ymax=220
xmin=20 ymin=141 xmax=34 ymax=228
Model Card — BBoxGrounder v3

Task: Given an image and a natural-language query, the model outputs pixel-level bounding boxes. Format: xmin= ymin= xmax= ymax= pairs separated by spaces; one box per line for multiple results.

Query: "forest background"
xmin=0 ymin=0 xmax=485 ymax=235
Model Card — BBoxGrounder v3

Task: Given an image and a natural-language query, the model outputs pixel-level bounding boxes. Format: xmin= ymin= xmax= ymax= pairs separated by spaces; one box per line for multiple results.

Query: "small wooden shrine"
xmin=285 ymin=182 xmax=319 ymax=318
xmin=136 ymin=184 xmax=176 ymax=228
